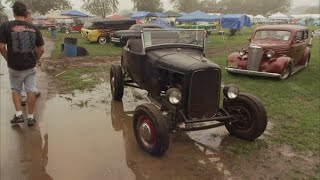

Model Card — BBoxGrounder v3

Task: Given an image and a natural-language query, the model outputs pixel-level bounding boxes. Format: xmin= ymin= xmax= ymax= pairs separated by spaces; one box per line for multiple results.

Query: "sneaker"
xmin=35 ymin=91 xmax=41 ymax=98
xmin=10 ymin=115 xmax=25 ymax=124
xmin=27 ymin=118 xmax=36 ymax=126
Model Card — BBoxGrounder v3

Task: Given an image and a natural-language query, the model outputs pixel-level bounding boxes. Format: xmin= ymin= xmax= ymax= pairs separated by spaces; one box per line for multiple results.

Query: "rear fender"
xmin=300 ymin=47 xmax=311 ymax=65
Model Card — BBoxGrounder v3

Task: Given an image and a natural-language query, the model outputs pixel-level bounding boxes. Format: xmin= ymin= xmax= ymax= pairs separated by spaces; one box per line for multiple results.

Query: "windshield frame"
xmin=253 ymin=30 xmax=292 ymax=41
xmin=141 ymin=29 xmax=207 ymax=51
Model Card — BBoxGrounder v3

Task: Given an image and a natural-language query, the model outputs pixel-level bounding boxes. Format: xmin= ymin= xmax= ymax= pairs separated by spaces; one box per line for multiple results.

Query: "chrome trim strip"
xmin=225 ymin=68 xmax=281 ymax=77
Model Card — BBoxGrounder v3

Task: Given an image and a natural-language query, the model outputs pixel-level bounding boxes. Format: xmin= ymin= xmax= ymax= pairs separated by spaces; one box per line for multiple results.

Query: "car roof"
xmin=255 ymin=25 xmax=307 ymax=32
xmin=131 ymin=24 xmax=164 ymax=29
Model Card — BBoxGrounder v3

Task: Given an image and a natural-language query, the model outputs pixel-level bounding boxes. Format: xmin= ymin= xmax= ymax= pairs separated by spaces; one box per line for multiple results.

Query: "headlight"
xmin=239 ymin=48 xmax=246 ymax=56
xmin=166 ymin=88 xmax=182 ymax=105
xmin=223 ymin=85 xmax=240 ymax=99
xmin=266 ymin=50 xmax=275 ymax=59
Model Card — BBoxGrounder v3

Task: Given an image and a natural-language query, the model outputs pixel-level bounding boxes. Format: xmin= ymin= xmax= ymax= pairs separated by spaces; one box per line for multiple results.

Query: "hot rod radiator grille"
xmin=188 ymin=69 xmax=220 ymax=119
xmin=247 ymin=46 xmax=263 ymax=71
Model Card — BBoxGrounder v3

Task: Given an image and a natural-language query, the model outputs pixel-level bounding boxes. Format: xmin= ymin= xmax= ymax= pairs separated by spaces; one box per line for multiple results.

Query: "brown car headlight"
xmin=266 ymin=50 xmax=275 ymax=59
xmin=239 ymin=48 xmax=246 ymax=57
xmin=223 ymin=85 xmax=239 ymax=99
xmin=166 ymin=88 xmax=182 ymax=105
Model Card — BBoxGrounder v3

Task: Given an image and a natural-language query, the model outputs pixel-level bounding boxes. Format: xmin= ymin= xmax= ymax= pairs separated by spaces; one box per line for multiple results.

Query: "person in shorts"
xmin=20 ymin=11 xmax=41 ymax=106
xmin=0 ymin=1 xmax=44 ymax=126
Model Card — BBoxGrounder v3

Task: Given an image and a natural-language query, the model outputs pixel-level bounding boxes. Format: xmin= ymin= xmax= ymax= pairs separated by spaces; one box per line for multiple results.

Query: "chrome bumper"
xmin=225 ymin=67 xmax=281 ymax=78
xmin=111 ymin=37 xmax=121 ymax=43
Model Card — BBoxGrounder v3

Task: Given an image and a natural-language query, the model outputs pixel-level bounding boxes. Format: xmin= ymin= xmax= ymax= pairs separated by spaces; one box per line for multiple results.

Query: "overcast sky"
xmin=4 ymin=0 xmax=319 ymax=14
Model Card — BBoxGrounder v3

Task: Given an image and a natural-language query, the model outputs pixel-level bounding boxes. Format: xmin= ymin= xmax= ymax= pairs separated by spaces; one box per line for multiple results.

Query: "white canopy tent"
xmin=253 ymin=15 xmax=267 ymax=23
xmin=269 ymin=12 xmax=289 ymax=20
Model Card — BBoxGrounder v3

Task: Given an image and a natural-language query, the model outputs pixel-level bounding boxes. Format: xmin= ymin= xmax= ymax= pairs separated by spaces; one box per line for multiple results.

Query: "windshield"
xmin=253 ymin=30 xmax=291 ymax=41
xmin=142 ymin=29 xmax=206 ymax=48
xmin=83 ymin=22 xmax=93 ymax=29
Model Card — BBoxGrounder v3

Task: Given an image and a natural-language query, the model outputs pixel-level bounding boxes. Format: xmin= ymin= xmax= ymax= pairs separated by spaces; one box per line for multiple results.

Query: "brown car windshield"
xmin=253 ymin=30 xmax=291 ymax=41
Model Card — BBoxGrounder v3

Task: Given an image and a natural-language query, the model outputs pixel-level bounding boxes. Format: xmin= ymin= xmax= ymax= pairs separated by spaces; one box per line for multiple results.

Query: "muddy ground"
xmin=1 ymin=38 xmax=318 ymax=180
xmin=41 ymin=56 xmax=318 ymax=180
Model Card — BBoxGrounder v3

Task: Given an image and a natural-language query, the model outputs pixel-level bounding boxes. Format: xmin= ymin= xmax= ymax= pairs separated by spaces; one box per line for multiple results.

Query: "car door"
xmin=290 ymin=30 xmax=306 ymax=65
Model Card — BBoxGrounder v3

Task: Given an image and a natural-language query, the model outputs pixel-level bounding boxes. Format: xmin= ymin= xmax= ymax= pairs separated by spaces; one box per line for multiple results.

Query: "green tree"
xmin=199 ymin=0 xmax=220 ymax=13
xmin=131 ymin=0 xmax=163 ymax=12
xmin=82 ymin=0 xmax=118 ymax=18
xmin=6 ymin=0 xmax=71 ymax=15
xmin=170 ymin=0 xmax=200 ymax=13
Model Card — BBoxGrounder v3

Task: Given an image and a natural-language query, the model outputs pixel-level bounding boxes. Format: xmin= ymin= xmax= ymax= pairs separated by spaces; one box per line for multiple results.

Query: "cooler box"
xmin=64 ymin=37 xmax=77 ymax=57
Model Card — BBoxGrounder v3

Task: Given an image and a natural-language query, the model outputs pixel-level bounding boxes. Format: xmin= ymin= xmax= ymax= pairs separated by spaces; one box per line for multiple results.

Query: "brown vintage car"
xmin=226 ymin=25 xmax=312 ymax=79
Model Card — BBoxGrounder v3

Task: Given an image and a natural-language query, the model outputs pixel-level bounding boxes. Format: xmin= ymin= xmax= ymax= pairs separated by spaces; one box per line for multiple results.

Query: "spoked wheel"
xmin=133 ymin=103 xmax=169 ymax=156
xmin=279 ymin=64 xmax=291 ymax=80
xmin=223 ymin=93 xmax=268 ymax=141
xmin=98 ymin=36 xmax=108 ymax=44
xmin=110 ymin=65 xmax=124 ymax=101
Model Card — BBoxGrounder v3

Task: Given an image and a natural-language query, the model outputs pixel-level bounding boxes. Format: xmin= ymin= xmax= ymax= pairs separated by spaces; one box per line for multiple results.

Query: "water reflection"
xmin=110 ymin=100 xmax=230 ymax=180
xmin=11 ymin=124 xmax=52 ymax=180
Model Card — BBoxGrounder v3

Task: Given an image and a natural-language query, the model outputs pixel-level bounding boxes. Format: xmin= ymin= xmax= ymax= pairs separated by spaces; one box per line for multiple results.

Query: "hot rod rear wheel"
xmin=223 ymin=93 xmax=268 ymax=141
xmin=110 ymin=65 xmax=124 ymax=101
xmin=133 ymin=103 xmax=169 ymax=156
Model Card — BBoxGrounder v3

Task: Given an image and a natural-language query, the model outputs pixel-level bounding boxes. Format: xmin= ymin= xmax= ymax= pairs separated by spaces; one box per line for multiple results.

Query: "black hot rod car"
xmin=110 ymin=29 xmax=268 ymax=156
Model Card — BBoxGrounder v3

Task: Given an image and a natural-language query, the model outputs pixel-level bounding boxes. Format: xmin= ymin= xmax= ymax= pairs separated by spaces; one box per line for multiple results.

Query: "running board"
xmin=291 ymin=65 xmax=305 ymax=75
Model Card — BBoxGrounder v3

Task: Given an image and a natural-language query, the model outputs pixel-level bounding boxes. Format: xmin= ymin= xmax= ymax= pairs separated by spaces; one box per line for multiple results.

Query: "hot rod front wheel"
xmin=279 ymin=65 xmax=291 ymax=80
xmin=110 ymin=65 xmax=124 ymax=101
xmin=223 ymin=93 xmax=268 ymax=141
xmin=133 ymin=103 xmax=169 ymax=156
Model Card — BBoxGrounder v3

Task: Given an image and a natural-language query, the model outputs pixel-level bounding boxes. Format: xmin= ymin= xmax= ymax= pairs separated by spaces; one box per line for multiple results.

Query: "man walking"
xmin=0 ymin=1 xmax=44 ymax=126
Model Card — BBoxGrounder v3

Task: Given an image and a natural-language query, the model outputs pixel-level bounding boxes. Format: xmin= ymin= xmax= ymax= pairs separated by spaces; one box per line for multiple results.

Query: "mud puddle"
xmin=11 ymin=82 xmax=240 ymax=180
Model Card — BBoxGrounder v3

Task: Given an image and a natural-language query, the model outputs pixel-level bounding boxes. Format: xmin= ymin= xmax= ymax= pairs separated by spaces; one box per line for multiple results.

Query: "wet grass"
xmin=226 ymin=139 xmax=268 ymax=156
xmin=56 ymin=66 xmax=110 ymax=93
xmin=208 ymin=37 xmax=320 ymax=155
xmin=42 ymin=31 xmax=122 ymax=59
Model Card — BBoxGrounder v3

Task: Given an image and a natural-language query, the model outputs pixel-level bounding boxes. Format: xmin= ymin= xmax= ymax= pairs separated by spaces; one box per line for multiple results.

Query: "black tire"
xmin=133 ymin=103 xmax=169 ymax=156
xmin=223 ymin=93 xmax=268 ymax=141
xmin=279 ymin=64 xmax=292 ymax=80
xmin=110 ymin=65 xmax=124 ymax=101
xmin=98 ymin=36 xmax=108 ymax=45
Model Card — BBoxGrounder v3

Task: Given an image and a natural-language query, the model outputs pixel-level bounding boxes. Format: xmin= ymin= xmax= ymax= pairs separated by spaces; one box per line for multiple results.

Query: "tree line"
xmin=1 ymin=0 xmax=314 ymax=18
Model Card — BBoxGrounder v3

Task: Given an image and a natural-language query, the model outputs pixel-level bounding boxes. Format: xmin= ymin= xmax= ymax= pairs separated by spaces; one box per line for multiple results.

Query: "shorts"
xmin=8 ymin=68 xmax=37 ymax=93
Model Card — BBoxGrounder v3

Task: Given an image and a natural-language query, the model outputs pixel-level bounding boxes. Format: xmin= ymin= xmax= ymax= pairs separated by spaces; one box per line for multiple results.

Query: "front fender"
xmin=227 ymin=52 xmax=247 ymax=69
xmin=261 ymin=57 xmax=291 ymax=74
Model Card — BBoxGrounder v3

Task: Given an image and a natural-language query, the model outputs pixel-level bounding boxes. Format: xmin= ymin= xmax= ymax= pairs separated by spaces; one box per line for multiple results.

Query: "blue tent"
xmin=131 ymin=11 xmax=152 ymax=19
xmin=220 ymin=14 xmax=251 ymax=30
xmin=152 ymin=12 xmax=168 ymax=18
xmin=61 ymin=10 xmax=89 ymax=17
xmin=176 ymin=10 xmax=219 ymax=22
xmin=153 ymin=18 xmax=173 ymax=29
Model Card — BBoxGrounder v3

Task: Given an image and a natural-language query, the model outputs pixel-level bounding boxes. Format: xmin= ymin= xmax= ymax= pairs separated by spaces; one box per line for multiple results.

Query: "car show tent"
xmin=268 ymin=12 xmax=289 ymax=20
xmin=253 ymin=15 xmax=267 ymax=23
xmin=220 ymin=14 xmax=251 ymax=29
xmin=153 ymin=18 xmax=173 ymax=29
xmin=61 ymin=10 xmax=89 ymax=17
xmin=176 ymin=10 xmax=219 ymax=22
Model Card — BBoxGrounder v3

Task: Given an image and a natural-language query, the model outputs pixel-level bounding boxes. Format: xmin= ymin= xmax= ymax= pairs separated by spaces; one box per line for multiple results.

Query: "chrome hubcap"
xmin=140 ymin=122 xmax=151 ymax=142
xmin=100 ymin=38 xmax=106 ymax=44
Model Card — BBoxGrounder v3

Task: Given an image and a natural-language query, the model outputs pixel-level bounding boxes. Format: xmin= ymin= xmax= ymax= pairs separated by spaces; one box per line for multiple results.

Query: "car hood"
xmin=147 ymin=48 xmax=220 ymax=74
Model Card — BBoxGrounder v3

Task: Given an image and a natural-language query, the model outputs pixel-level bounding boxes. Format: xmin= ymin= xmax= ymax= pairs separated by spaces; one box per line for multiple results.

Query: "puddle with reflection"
xmin=2 ymin=81 xmax=274 ymax=180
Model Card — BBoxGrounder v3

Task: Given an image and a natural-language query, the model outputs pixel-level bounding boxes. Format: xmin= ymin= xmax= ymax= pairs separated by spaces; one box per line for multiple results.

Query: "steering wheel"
xmin=175 ymin=37 xmax=199 ymax=45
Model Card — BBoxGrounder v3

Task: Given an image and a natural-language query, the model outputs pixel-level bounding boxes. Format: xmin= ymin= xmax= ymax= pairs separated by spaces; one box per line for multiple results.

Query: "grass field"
xmin=45 ymin=26 xmax=320 ymax=156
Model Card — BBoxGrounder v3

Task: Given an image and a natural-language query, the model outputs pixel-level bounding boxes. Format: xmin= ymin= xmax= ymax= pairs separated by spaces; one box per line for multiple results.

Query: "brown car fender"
xmin=300 ymin=47 xmax=311 ymax=65
xmin=263 ymin=56 xmax=291 ymax=74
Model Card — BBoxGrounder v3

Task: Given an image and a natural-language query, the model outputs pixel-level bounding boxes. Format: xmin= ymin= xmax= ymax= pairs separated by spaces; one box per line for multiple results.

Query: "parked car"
xmin=111 ymin=24 xmax=164 ymax=46
xmin=33 ymin=20 xmax=57 ymax=30
xmin=110 ymin=29 xmax=268 ymax=156
xmin=59 ymin=19 xmax=84 ymax=34
xmin=226 ymin=25 xmax=312 ymax=80
xmin=81 ymin=19 xmax=138 ymax=44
